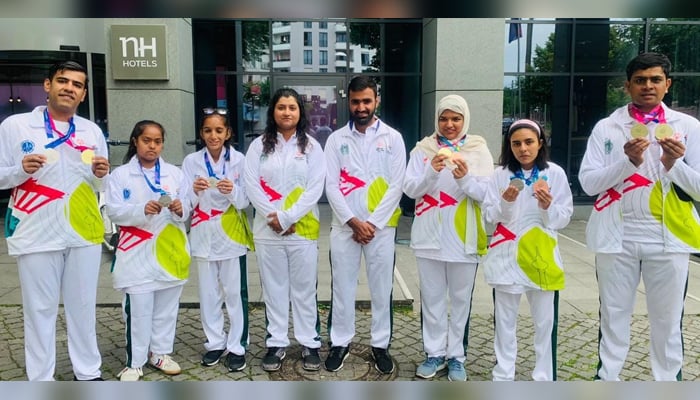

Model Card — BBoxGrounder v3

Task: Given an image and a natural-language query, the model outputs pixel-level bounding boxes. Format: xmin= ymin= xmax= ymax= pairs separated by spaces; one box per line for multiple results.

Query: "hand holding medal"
xmin=532 ymin=178 xmax=552 ymax=210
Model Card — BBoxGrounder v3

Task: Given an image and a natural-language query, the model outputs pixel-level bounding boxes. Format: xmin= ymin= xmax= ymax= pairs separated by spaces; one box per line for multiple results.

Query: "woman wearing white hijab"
xmin=403 ymin=94 xmax=494 ymax=381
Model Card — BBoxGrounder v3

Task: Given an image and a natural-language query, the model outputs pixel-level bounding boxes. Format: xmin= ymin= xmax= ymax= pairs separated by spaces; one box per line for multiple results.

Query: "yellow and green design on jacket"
xmin=517 ymin=227 xmax=564 ymax=290
xmin=155 ymin=224 xmax=191 ymax=280
xmin=649 ymin=181 xmax=700 ymax=248
xmin=283 ymin=187 xmax=320 ymax=240
xmin=222 ymin=206 xmax=255 ymax=250
xmin=66 ymin=182 xmax=104 ymax=244
xmin=454 ymin=199 xmax=488 ymax=256
xmin=367 ymin=177 xmax=401 ymax=227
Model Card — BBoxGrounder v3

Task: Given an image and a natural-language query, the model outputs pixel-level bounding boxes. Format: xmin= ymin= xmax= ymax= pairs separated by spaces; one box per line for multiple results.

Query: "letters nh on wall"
xmin=110 ymin=25 xmax=168 ymax=80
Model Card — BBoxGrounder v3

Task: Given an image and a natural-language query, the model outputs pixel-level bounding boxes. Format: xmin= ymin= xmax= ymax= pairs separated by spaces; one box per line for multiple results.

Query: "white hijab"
xmin=435 ymin=94 xmax=470 ymax=138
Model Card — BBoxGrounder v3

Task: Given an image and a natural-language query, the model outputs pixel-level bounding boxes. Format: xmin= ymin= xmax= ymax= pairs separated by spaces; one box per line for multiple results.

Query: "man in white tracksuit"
xmin=0 ymin=61 xmax=108 ymax=381
xmin=324 ymin=76 xmax=406 ymax=374
xmin=579 ymin=52 xmax=700 ymax=381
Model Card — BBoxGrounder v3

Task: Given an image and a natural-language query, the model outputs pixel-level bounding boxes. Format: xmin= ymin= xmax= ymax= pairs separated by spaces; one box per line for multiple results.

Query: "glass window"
xmin=504 ymin=21 xmax=570 ymax=74
xmin=574 ymin=22 xmax=642 ymax=72
xmin=304 ymin=21 xmax=312 ymax=28
xmin=319 ymin=21 xmax=328 ymax=29
xmin=304 ymin=31 xmax=312 ymax=46
xmin=194 ymin=73 xmax=241 ymax=150
xmin=666 ymin=76 xmax=700 ymax=118
xmin=649 ymin=22 xmax=700 ymax=73
xmin=320 ymin=50 xmax=328 ymax=65
xmin=242 ymin=20 xmax=270 ymax=72
xmin=319 ymin=32 xmax=328 ymax=47
xmin=336 ymin=31 xmax=347 ymax=43
xmin=304 ymin=50 xmax=313 ymax=65
xmin=193 ymin=20 xmax=237 ymax=71
xmin=385 ymin=21 xmax=421 ymax=73
xmin=241 ymin=75 xmax=270 ymax=153
xmin=349 ymin=22 xmax=379 ymax=73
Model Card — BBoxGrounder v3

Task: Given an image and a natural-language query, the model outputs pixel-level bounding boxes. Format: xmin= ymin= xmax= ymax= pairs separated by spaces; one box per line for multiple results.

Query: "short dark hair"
xmin=499 ymin=119 xmax=549 ymax=173
xmin=47 ymin=60 xmax=89 ymax=85
xmin=626 ymin=52 xmax=672 ymax=81
xmin=348 ymin=75 xmax=378 ymax=97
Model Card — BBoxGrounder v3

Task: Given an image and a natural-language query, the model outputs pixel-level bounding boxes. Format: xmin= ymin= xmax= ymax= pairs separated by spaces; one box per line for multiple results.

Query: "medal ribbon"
xmin=628 ymin=103 xmax=667 ymax=124
xmin=140 ymin=159 xmax=166 ymax=195
xmin=204 ymin=147 xmax=229 ymax=179
xmin=437 ymin=134 xmax=466 ymax=152
xmin=512 ymin=165 xmax=540 ymax=186
xmin=43 ymin=108 xmax=92 ymax=151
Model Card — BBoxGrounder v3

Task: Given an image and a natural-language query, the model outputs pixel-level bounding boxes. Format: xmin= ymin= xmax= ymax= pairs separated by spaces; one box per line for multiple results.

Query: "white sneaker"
xmin=117 ymin=367 xmax=143 ymax=382
xmin=148 ymin=353 xmax=181 ymax=375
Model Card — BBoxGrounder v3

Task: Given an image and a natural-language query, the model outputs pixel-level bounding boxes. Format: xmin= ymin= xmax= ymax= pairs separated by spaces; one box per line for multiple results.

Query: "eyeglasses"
xmin=203 ymin=107 xmax=228 ymax=115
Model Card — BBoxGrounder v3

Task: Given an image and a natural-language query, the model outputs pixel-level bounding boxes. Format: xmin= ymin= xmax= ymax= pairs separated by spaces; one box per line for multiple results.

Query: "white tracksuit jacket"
xmin=0 ymin=106 xmax=107 ymax=255
xmin=482 ymin=162 xmax=573 ymax=291
xmin=579 ymin=103 xmax=700 ymax=253
xmin=182 ymin=147 xmax=252 ymax=258
xmin=106 ymin=156 xmax=191 ymax=292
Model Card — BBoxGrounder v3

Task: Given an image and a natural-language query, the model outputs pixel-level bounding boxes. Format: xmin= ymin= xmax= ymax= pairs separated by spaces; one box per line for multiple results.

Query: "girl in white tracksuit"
xmin=182 ymin=110 xmax=253 ymax=370
xmin=482 ymin=119 xmax=573 ymax=381
xmin=403 ymin=95 xmax=494 ymax=381
xmin=243 ymin=88 xmax=326 ymax=371
xmin=106 ymin=120 xmax=191 ymax=381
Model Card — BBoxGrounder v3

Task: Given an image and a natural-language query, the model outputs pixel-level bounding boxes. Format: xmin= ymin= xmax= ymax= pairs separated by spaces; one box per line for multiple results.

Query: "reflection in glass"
xmin=242 ymin=20 xmax=270 ymax=72
xmin=666 ymin=76 xmax=700 ymax=119
xmin=574 ymin=23 xmax=642 ymax=73
xmin=349 ymin=22 xmax=380 ymax=73
xmin=272 ymin=20 xmax=352 ymax=73
xmin=241 ymin=75 xmax=270 ymax=152
xmin=649 ymin=22 xmax=700 ymax=73
xmin=193 ymin=21 xmax=237 ymax=71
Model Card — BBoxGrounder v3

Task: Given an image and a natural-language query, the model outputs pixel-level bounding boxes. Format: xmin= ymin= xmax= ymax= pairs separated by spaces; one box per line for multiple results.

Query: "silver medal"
xmin=158 ymin=194 xmax=172 ymax=207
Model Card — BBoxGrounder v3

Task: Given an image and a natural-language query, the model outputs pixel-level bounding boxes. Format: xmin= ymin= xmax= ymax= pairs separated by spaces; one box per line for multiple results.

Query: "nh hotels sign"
xmin=110 ymin=25 xmax=168 ymax=80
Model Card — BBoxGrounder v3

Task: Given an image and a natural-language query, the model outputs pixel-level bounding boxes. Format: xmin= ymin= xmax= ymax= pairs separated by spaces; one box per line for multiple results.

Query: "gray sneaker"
xmin=261 ymin=347 xmax=286 ymax=372
xmin=447 ymin=358 xmax=467 ymax=381
xmin=415 ymin=356 xmax=447 ymax=379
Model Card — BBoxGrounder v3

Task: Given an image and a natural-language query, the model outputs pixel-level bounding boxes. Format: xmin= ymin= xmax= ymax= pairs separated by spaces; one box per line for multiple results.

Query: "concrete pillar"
xmin=104 ymin=18 xmax=194 ymax=167
xmin=422 ymin=18 xmax=505 ymax=162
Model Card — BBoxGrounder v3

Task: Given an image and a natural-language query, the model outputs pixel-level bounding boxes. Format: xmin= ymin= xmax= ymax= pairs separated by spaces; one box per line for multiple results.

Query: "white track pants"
xmin=328 ymin=227 xmax=395 ymax=349
xmin=417 ymin=257 xmax=477 ymax=362
xmin=492 ymin=289 xmax=557 ymax=381
xmin=122 ymin=285 xmax=183 ymax=368
xmin=596 ymin=240 xmax=688 ymax=381
xmin=196 ymin=256 xmax=249 ymax=356
xmin=17 ymin=246 xmax=103 ymax=381
xmin=255 ymin=241 xmax=320 ymax=349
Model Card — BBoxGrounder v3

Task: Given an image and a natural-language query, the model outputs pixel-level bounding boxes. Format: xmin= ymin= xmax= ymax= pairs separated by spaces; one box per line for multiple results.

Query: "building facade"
xmin=1 ymin=18 xmax=699 ymax=209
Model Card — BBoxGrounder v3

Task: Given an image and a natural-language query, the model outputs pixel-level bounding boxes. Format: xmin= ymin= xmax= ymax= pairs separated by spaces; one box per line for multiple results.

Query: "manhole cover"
xmin=270 ymin=343 xmax=398 ymax=381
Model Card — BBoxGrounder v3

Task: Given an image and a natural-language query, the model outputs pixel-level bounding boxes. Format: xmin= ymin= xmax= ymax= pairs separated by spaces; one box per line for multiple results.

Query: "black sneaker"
xmin=73 ymin=375 xmax=104 ymax=381
xmin=224 ymin=352 xmax=246 ymax=372
xmin=201 ymin=349 xmax=226 ymax=366
xmin=261 ymin=347 xmax=286 ymax=372
xmin=371 ymin=347 xmax=394 ymax=374
xmin=324 ymin=346 xmax=349 ymax=372
xmin=301 ymin=346 xmax=321 ymax=371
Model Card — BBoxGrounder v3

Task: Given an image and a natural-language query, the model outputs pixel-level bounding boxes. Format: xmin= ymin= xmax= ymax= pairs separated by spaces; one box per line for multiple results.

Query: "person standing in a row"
xmin=580 ymin=52 xmax=700 ymax=381
xmin=244 ymin=88 xmax=326 ymax=372
xmin=182 ymin=108 xmax=253 ymax=372
xmin=404 ymin=94 xmax=494 ymax=381
xmin=0 ymin=60 xmax=108 ymax=381
xmin=106 ymin=120 xmax=191 ymax=381
xmin=482 ymin=119 xmax=573 ymax=381
xmin=324 ymin=76 xmax=406 ymax=374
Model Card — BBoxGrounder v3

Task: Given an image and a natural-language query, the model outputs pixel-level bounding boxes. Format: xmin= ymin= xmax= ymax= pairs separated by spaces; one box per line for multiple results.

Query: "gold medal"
xmin=44 ymin=149 xmax=60 ymax=164
xmin=437 ymin=148 xmax=452 ymax=158
xmin=654 ymin=124 xmax=673 ymax=139
xmin=630 ymin=123 xmax=648 ymax=139
xmin=81 ymin=149 xmax=95 ymax=165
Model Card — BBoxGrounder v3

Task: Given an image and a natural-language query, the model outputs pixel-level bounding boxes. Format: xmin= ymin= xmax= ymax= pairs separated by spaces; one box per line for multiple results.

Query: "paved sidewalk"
xmin=3 ymin=204 xmax=700 ymax=381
